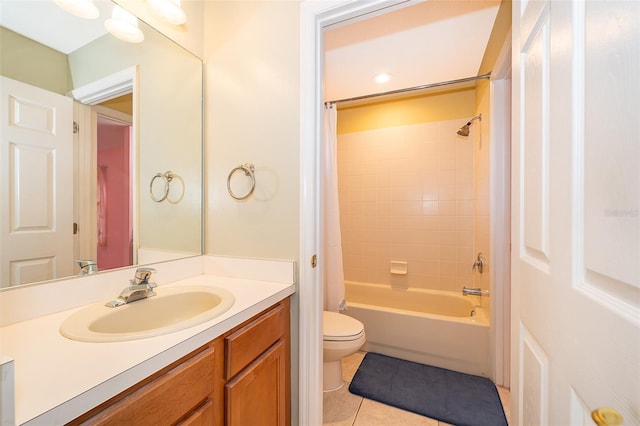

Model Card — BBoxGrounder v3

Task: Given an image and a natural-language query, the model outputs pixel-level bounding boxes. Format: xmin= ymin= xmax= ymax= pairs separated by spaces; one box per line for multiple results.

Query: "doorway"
xmin=96 ymin=110 xmax=133 ymax=270
xmin=72 ymin=67 xmax=138 ymax=275
xmin=299 ymin=1 xmax=512 ymax=424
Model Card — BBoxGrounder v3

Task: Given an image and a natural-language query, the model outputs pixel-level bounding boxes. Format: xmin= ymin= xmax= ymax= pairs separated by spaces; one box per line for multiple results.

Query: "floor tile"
xmin=324 ymin=351 xmax=512 ymax=426
xmin=497 ymin=386 xmax=511 ymax=424
xmin=353 ymin=398 xmax=439 ymax=426
xmin=323 ymin=383 xmax=363 ymax=426
xmin=342 ymin=351 xmax=365 ymax=382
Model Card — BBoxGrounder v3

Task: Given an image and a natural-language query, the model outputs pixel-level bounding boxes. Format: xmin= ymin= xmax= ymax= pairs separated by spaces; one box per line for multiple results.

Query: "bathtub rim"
xmin=344 ymin=280 xmax=490 ymax=326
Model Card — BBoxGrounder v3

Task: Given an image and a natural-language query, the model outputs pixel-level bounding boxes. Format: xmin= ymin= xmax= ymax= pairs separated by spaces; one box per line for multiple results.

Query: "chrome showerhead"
xmin=457 ymin=114 xmax=482 ymax=137
xmin=457 ymin=124 xmax=471 ymax=137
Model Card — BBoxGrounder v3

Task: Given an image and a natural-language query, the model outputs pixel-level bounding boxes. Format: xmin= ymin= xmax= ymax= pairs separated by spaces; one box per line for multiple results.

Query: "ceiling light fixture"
xmin=147 ymin=0 xmax=187 ymax=25
xmin=375 ymin=73 xmax=392 ymax=84
xmin=53 ymin=0 xmax=99 ymax=19
xmin=105 ymin=5 xmax=145 ymax=43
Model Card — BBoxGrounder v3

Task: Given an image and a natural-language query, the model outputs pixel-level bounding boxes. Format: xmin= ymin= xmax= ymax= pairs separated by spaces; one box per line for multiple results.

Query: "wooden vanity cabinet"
xmin=223 ymin=299 xmax=290 ymax=426
xmin=67 ymin=298 xmax=290 ymax=426
xmin=67 ymin=340 xmax=219 ymax=426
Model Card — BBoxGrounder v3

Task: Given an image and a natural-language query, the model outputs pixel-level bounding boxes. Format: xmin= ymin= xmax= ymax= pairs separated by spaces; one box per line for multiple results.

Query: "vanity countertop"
xmin=0 ymin=273 xmax=295 ymax=425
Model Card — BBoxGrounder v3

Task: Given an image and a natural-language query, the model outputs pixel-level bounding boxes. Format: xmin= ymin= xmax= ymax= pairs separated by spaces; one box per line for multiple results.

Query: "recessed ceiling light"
xmin=53 ymin=0 xmax=99 ymax=19
xmin=375 ymin=73 xmax=392 ymax=84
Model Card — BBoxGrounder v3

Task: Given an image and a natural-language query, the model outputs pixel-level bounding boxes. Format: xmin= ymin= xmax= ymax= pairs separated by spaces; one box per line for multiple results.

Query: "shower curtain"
xmin=324 ymin=103 xmax=346 ymax=312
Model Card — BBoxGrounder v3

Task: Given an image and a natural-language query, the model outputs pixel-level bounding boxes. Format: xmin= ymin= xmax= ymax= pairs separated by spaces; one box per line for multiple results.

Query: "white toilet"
xmin=323 ymin=311 xmax=366 ymax=392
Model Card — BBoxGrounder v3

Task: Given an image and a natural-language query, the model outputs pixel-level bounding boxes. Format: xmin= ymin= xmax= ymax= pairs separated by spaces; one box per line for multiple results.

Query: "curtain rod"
xmin=325 ymin=72 xmax=492 ymax=106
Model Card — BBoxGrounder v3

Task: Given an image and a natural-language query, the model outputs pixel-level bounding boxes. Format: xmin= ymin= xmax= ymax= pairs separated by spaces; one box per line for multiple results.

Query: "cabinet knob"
xmin=592 ymin=407 xmax=623 ymax=426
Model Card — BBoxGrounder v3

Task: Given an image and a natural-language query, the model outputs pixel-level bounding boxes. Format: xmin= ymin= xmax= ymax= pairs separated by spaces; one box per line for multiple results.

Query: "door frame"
xmin=489 ymin=29 xmax=512 ymax=388
xmin=299 ymin=1 xmax=443 ymax=424
xmin=72 ymin=67 xmax=139 ymax=270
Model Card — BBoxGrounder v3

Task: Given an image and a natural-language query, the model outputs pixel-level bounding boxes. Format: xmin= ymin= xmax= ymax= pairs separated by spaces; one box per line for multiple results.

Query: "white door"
xmin=0 ymin=76 xmax=74 ymax=286
xmin=512 ymin=1 xmax=639 ymax=425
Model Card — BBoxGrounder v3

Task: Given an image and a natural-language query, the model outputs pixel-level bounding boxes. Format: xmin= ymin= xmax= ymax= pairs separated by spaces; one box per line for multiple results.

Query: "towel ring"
xmin=227 ymin=163 xmax=255 ymax=200
xmin=150 ymin=171 xmax=174 ymax=202
xmin=165 ymin=174 xmax=185 ymax=204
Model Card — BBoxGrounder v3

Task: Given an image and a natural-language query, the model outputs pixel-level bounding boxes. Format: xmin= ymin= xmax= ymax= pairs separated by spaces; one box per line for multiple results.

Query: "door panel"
xmin=520 ymin=2 xmax=550 ymax=271
xmin=512 ymin=0 xmax=640 ymax=424
xmin=583 ymin=1 xmax=639 ymax=295
xmin=1 ymin=76 xmax=73 ymax=286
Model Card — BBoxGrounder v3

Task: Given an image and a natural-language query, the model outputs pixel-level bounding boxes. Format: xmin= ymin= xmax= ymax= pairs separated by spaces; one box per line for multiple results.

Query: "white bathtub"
xmin=345 ymin=280 xmax=490 ymax=377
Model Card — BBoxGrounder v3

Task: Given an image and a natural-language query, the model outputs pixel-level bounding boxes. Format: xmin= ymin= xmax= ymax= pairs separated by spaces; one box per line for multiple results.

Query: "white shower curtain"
xmin=324 ymin=103 xmax=346 ymax=312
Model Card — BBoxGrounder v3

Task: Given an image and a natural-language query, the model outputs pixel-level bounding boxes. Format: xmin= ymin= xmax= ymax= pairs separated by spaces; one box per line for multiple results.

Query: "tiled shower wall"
xmin=338 ymin=119 xmax=474 ymax=292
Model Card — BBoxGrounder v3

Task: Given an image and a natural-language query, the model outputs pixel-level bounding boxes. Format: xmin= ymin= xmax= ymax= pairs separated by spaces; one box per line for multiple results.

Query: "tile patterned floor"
xmin=323 ymin=352 xmax=511 ymax=426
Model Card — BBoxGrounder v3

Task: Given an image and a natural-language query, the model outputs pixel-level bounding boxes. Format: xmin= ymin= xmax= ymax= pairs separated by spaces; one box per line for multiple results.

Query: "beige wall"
xmin=338 ymin=88 xmax=477 ymax=134
xmin=337 ymin=90 xmax=476 ymax=292
xmin=203 ymin=1 xmax=300 ymax=260
xmin=202 ymin=2 xmax=301 ymax=421
xmin=0 ymin=26 xmax=71 ymax=95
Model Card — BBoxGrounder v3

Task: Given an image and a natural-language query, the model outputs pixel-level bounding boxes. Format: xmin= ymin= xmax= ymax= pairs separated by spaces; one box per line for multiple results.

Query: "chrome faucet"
xmin=76 ymin=259 xmax=98 ymax=275
xmin=105 ymin=268 xmax=157 ymax=308
xmin=462 ymin=286 xmax=489 ymax=296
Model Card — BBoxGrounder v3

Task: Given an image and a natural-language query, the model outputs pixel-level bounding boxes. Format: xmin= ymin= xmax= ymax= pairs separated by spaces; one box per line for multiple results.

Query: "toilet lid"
xmin=323 ymin=311 xmax=364 ymax=341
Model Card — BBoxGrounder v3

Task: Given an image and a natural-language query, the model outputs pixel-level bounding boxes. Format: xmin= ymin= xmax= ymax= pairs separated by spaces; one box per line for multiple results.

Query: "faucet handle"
xmin=133 ymin=267 xmax=156 ymax=284
xmin=472 ymin=252 xmax=485 ymax=273
xmin=75 ymin=259 xmax=98 ymax=275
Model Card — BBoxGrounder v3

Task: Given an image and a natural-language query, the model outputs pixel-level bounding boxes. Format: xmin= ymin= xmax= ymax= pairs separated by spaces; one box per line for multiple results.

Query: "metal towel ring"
xmin=227 ymin=163 xmax=255 ymax=200
xmin=150 ymin=171 xmax=174 ymax=202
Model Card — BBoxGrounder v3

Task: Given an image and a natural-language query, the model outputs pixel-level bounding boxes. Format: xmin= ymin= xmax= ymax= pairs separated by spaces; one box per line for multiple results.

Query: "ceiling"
xmin=0 ymin=0 xmax=111 ymax=54
xmin=324 ymin=0 xmax=501 ymax=103
xmin=2 ymin=0 xmax=500 ymax=100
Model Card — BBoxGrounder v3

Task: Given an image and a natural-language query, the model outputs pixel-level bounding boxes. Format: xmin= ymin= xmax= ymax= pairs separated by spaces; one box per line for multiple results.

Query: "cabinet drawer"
xmin=225 ymin=303 xmax=286 ymax=379
xmin=82 ymin=346 xmax=215 ymax=425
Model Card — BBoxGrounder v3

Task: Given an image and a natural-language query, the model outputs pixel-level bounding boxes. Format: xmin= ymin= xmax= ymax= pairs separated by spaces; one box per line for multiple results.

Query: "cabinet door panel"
xmin=225 ymin=341 xmax=286 ymax=426
xmin=225 ymin=303 xmax=285 ymax=379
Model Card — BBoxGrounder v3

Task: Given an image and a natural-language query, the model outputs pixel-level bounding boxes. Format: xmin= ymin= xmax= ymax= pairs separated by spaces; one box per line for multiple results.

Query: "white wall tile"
xmin=338 ymin=120 xmax=475 ymax=292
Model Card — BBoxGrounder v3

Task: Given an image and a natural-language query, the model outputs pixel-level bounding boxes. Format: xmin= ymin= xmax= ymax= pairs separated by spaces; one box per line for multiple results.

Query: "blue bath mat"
xmin=349 ymin=353 xmax=507 ymax=426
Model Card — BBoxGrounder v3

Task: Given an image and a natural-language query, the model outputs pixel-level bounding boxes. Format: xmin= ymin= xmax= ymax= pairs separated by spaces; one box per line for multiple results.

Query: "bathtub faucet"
xmin=462 ymin=287 xmax=489 ymax=297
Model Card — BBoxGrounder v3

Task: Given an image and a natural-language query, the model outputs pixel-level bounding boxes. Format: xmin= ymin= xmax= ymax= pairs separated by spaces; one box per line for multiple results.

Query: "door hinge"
xmin=73 ymin=223 xmax=78 ymax=234
xmin=73 ymin=122 xmax=79 ymax=134
xmin=311 ymin=254 xmax=317 ymax=268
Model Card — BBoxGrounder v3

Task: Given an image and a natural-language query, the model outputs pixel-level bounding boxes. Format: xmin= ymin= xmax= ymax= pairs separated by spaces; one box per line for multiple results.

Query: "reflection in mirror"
xmin=0 ymin=0 xmax=203 ymax=289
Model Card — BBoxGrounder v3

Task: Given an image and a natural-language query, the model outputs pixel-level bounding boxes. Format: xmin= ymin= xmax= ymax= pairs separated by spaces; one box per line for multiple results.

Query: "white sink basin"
xmin=60 ymin=285 xmax=235 ymax=342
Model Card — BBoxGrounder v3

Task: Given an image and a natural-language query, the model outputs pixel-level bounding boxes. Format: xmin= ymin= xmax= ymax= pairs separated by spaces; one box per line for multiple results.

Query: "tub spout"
xmin=462 ymin=287 xmax=489 ymax=296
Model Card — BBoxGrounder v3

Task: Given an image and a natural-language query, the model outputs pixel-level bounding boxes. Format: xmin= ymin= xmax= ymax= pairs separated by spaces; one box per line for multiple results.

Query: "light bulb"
xmin=53 ymin=0 xmax=99 ymax=19
xmin=147 ymin=0 xmax=187 ymax=25
xmin=105 ymin=6 xmax=144 ymax=43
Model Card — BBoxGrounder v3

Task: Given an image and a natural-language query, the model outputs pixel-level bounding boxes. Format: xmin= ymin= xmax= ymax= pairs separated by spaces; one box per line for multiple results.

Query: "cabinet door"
xmin=225 ymin=340 xmax=286 ymax=426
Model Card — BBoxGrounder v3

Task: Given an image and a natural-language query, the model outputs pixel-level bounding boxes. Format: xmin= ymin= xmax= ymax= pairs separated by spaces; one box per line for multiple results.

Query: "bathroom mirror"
xmin=0 ymin=1 xmax=203 ymax=289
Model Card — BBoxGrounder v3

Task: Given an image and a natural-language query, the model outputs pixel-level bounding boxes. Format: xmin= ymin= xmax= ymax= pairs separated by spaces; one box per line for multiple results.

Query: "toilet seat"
xmin=323 ymin=311 xmax=364 ymax=341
